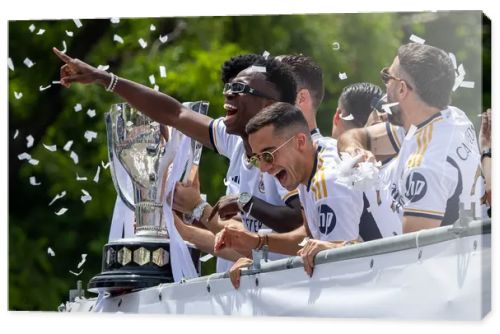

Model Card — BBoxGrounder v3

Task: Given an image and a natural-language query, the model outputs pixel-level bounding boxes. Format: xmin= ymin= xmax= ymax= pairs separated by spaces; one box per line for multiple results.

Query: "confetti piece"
xmin=298 ymin=237 xmax=310 ymax=247
xmin=262 ymin=50 xmax=270 ymax=59
xmin=381 ymin=102 xmax=399 ymax=115
xmin=138 ymin=38 xmax=147 ymax=48
xmin=30 ymin=176 xmax=41 ymax=186
xmin=460 ymin=81 xmax=475 ymax=88
xmin=8 ymin=57 xmax=14 ymax=71
xmin=73 ymin=19 xmax=82 ymax=28
xmin=113 ymin=34 xmax=124 ymax=44
xmin=87 ymin=109 xmax=96 ymax=118
xmin=39 ymin=84 xmax=51 ymax=91
xmin=65 ymin=30 xmax=74 ymax=37
xmin=199 ymin=253 xmax=214 ymax=262
xmin=84 ymin=130 xmax=98 ymax=143
xmin=26 ymin=135 xmax=34 ymax=148
xmin=110 ymin=17 xmax=120 ymax=23
xmin=63 ymin=140 xmax=73 ymax=151
xmin=80 ymin=189 xmax=92 ymax=203
xmin=448 ymin=52 xmax=457 ymax=69
xmin=14 ymin=92 xmax=23 ymax=99
xmin=18 ymin=152 xmax=31 ymax=160
xmin=76 ymin=173 xmax=87 ymax=181
xmin=13 ymin=129 xmax=19 ymax=139
xmin=97 ymin=65 xmax=109 ymax=71
xmin=23 ymin=58 xmax=35 ymax=68
xmin=28 ymin=159 xmax=39 ymax=165
xmin=49 ymin=191 xmax=66 ymax=206
xmin=159 ymin=65 xmax=167 ymax=78
xmin=159 ymin=35 xmax=168 ymax=43
xmin=52 ymin=80 xmax=61 ymax=84
xmin=340 ymin=113 xmax=354 ymax=121
xmin=93 ymin=166 xmax=101 ymax=183
xmin=331 ymin=42 xmax=340 ymax=50
xmin=61 ymin=40 xmax=67 ymax=53
xmin=101 ymin=161 xmax=110 ymax=169
xmin=74 ymin=103 xmax=82 ymax=112
xmin=69 ymin=269 xmax=83 ymax=276
xmin=150 ymin=24 xmax=156 ymax=31
xmin=43 ymin=144 xmax=57 ymax=152
xmin=77 ymin=254 xmax=88 ymax=268
xmin=149 ymin=74 xmax=156 ymax=85
xmin=249 ymin=65 xmax=266 ymax=73
xmin=29 ymin=24 xmax=36 ymax=32
xmin=339 ymin=72 xmax=348 ymax=80
xmin=55 ymin=207 xmax=68 ymax=215
xmin=47 ymin=247 xmax=55 ymax=256
xmin=36 ymin=29 xmax=45 ymax=35
xmin=153 ymin=85 xmax=159 ymax=91
xmin=457 ymin=64 xmax=466 ymax=77
xmin=70 ymin=151 xmax=79 ymax=164
xmin=409 ymin=34 xmax=425 ymax=44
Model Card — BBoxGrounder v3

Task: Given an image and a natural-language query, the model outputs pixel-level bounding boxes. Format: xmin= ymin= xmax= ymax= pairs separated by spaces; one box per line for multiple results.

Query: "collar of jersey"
xmin=415 ymin=111 xmax=442 ymax=130
xmin=306 ymin=147 xmax=320 ymax=191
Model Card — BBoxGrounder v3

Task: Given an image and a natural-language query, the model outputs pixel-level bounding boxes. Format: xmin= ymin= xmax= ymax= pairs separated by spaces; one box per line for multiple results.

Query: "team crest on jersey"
xmin=404 ymin=171 xmax=427 ymax=203
xmin=258 ymin=174 xmax=265 ymax=193
xmin=317 ymin=204 xmax=336 ymax=235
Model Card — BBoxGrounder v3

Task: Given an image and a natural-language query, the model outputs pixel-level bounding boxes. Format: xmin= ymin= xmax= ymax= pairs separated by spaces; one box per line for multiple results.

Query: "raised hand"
xmin=209 ymin=194 xmax=240 ymax=221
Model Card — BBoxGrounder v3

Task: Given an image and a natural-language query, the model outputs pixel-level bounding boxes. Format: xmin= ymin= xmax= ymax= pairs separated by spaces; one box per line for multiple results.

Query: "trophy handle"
xmin=105 ymin=111 xmax=135 ymax=211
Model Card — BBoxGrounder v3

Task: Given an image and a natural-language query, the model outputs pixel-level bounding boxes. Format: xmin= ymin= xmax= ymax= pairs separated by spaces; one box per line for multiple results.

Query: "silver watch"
xmin=191 ymin=200 xmax=209 ymax=222
xmin=237 ymin=192 xmax=252 ymax=211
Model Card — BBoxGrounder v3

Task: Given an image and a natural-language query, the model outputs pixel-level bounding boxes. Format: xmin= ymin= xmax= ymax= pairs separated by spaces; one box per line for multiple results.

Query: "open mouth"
xmin=273 ymin=169 xmax=287 ymax=185
xmin=224 ymin=103 xmax=238 ymax=117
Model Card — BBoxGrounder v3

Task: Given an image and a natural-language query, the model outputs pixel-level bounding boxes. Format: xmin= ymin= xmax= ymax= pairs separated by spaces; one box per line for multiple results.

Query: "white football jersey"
xmin=298 ymin=142 xmax=364 ymax=241
xmin=385 ymin=107 xmax=483 ymax=225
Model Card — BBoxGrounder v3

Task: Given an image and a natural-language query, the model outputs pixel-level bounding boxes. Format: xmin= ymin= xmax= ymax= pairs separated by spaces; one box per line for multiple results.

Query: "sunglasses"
xmin=223 ymin=82 xmax=277 ymax=100
xmin=249 ymin=136 xmax=295 ymax=167
xmin=380 ymin=67 xmax=413 ymax=90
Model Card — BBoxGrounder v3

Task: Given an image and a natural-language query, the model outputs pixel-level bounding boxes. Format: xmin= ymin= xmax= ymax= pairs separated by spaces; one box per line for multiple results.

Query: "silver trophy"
xmin=88 ymin=101 xmax=209 ymax=293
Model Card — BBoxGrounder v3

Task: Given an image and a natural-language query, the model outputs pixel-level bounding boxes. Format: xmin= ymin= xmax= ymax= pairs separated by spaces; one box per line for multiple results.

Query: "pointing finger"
xmin=52 ymin=47 xmax=73 ymax=64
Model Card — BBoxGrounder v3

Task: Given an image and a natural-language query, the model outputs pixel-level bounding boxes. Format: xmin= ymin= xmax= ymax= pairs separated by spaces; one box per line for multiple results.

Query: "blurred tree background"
xmin=8 ymin=11 xmax=489 ymax=310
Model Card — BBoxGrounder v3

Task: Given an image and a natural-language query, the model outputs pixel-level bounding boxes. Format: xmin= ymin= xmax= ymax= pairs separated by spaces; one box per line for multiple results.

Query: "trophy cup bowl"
xmin=87 ymin=102 xmax=208 ymax=294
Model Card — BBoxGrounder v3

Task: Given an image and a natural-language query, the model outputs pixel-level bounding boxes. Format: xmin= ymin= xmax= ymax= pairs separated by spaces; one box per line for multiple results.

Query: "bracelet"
xmin=481 ymin=148 xmax=491 ymax=161
xmin=106 ymin=73 xmax=118 ymax=92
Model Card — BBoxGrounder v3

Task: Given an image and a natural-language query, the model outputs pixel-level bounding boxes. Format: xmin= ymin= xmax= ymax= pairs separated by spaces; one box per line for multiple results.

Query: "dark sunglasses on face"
xmin=380 ymin=67 xmax=413 ymax=90
xmin=223 ymin=82 xmax=277 ymax=100
xmin=248 ymin=136 xmax=295 ymax=167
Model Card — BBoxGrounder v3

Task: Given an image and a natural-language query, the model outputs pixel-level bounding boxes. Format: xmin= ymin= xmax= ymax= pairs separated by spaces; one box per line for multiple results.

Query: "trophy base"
xmin=87 ymin=237 xmax=200 ymax=294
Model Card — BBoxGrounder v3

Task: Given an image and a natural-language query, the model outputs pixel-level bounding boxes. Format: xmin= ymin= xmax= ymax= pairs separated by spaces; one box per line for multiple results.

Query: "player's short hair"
xmin=246 ymin=102 xmax=309 ymax=137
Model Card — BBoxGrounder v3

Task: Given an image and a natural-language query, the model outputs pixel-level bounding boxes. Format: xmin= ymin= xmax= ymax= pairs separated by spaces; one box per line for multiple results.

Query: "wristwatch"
xmin=191 ymin=200 xmax=209 ymax=222
xmin=481 ymin=148 xmax=491 ymax=161
xmin=237 ymin=192 xmax=252 ymax=211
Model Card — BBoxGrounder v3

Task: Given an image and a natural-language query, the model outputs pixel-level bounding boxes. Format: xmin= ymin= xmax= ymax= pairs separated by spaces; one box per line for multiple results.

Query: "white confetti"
xmin=249 ymin=65 xmax=266 ymax=73
xmin=339 ymin=72 xmax=348 ymax=80
xmin=159 ymin=65 xmax=167 ymax=78
xmin=199 ymin=253 xmax=214 ymax=262
xmin=29 ymin=24 xmax=36 ymax=32
xmin=52 ymin=80 xmax=61 ymax=85
xmin=110 ymin=17 xmax=120 ymax=24
xmin=150 ymin=24 xmax=156 ymax=31
xmin=340 ymin=113 xmax=354 ymax=121
xmin=409 ymin=34 xmax=425 ymax=44
xmin=43 ymin=143 xmax=57 ymax=152
xmin=457 ymin=64 xmax=466 ymax=77
xmin=149 ymin=74 xmax=156 ymax=85
xmin=298 ymin=237 xmax=310 ymax=247
xmin=101 ymin=161 xmax=110 ymax=169
xmin=36 ymin=29 xmax=46 ymax=35
xmin=8 ymin=57 xmax=14 ymax=71
xmin=93 ymin=166 xmax=101 ymax=183
xmin=381 ymin=102 xmax=399 ymax=115
xmin=70 ymin=151 xmax=79 ymax=164
xmin=28 ymin=159 xmax=39 ymax=165
xmin=138 ymin=38 xmax=147 ymax=49
xmin=39 ymin=84 xmax=51 ymax=91
xmin=23 ymin=57 xmax=35 ymax=68
xmin=47 ymin=247 xmax=55 ymax=256
xmin=448 ymin=52 xmax=457 ymax=69
xmin=113 ymin=34 xmax=124 ymax=44
xmin=262 ymin=50 xmax=270 ymax=59
xmin=87 ymin=109 xmax=96 ymax=118
xmin=73 ymin=19 xmax=82 ymax=28
xmin=49 ymin=191 xmax=67 ymax=206
xmin=334 ymin=153 xmax=381 ymax=191
xmin=55 ymin=207 xmax=68 ymax=215
xmin=63 ymin=140 xmax=73 ymax=151
xmin=18 ymin=152 xmax=31 ymax=160
xmin=61 ymin=40 xmax=67 ymax=53
xmin=460 ymin=81 xmax=475 ymax=88
xmin=74 ymin=103 xmax=82 ymax=112
xmin=13 ymin=129 xmax=19 ymax=139
xmin=76 ymin=173 xmax=87 ymax=181
xmin=30 ymin=176 xmax=41 ymax=186
xmin=331 ymin=42 xmax=340 ymax=50
xmin=80 ymin=190 xmax=92 ymax=203
xmin=14 ymin=92 xmax=23 ymax=99
xmin=159 ymin=35 xmax=168 ymax=43
xmin=153 ymin=85 xmax=159 ymax=91
xmin=26 ymin=135 xmax=34 ymax=148
xmin=65 ymin=30 xmax=74 ymax=37
xmin=69 ymin=269 xmax=83 ymax=276
xmin=84 ymin=130 xmax=98 ymax=143
xmin=97 ymin=64 xmax=109 ymax=71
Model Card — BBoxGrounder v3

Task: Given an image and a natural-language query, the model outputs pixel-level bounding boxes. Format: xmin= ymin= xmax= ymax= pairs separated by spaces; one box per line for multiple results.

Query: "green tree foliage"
xmin=8 ymin=12 xmax=488 ymax=310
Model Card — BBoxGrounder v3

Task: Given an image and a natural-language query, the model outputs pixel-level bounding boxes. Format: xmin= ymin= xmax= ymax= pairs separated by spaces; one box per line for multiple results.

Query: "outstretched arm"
xmin=53 ymin=48 xmax=214 ymax=149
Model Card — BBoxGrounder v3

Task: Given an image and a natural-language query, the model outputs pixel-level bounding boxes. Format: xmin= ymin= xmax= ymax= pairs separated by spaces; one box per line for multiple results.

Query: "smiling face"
xmin=248 ymin=124 xmax=309 ymax=191
xmin=223 ymin=69 xmax=280 ymax=136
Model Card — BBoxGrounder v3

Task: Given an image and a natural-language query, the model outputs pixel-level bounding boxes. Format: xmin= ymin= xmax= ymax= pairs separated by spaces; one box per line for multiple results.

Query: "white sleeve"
xmin=208 ymin=117 xmax=239 ymax=158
